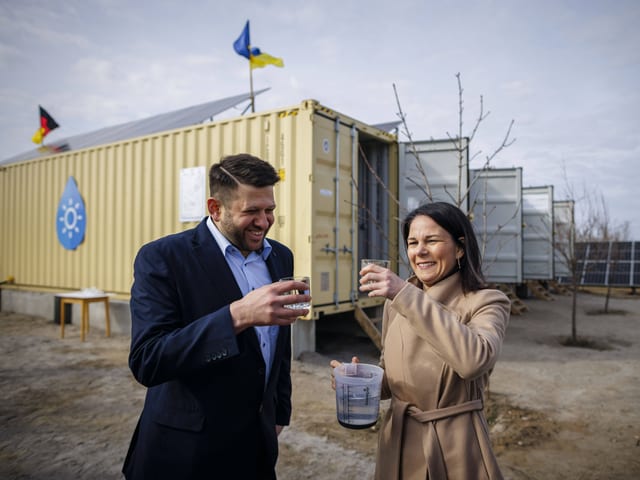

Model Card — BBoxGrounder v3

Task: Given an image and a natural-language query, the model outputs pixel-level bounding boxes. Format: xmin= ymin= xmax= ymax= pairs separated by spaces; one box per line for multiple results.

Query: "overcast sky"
xmin=1 ymin=0 xmax=639 ymax=238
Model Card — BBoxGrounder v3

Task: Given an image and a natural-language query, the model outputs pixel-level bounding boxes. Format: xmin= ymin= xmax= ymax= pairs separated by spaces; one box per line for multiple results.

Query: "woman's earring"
xmin=457 ymin=256 xmax=461 ymax=271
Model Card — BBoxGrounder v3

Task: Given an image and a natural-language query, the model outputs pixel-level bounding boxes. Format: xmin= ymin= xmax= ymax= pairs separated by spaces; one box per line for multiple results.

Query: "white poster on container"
xmin=179 ymin=166 xmax=206 ymax=222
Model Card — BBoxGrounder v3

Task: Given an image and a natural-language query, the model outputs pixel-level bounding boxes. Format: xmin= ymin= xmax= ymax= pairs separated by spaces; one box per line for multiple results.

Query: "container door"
xmin=311 ymin=114 xmax=397 ymax=316
xmin=357 ymin=138 xmax=394 ymax=308
xmin=311 ymin=117 xmax=359 ymax=314
xmin=357 ymin=139 xmax=392 ymax=263
xmin=470 ymin=168 xmax=523 ymax=284
xmin=553 ymin=200 xmax=575 ymax=279
xmin=398 ymin=138 xmax=469 ymax=279
xmin=522 ymin=186 xmax=555 ymax=280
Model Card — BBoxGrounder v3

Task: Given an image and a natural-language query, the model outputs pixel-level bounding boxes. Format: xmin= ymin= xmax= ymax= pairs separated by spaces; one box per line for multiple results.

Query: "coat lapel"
xmin=264 ymin=247 xmax=285 ymax=284
xmin=190 ymin=219 xmax=243 ymax=299
xmin=190 ymin=218 xmax=261 ymax=353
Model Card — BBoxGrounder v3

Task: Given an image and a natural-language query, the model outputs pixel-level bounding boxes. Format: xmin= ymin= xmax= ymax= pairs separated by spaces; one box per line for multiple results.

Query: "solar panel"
xmin=612 ymin=242 xmax=632 ymax=261
xmin=557 ymin=241 xmax=639 ymax=287
xmin=609 ymin=263 xmax=631 ymax=285
xmin=1 ymin=89 xmax=269 ymax=166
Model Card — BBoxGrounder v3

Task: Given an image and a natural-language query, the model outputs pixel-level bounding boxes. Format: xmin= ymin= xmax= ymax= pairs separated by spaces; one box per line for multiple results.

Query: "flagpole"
xmin=249 ymin=58 xmax=255 ymax=113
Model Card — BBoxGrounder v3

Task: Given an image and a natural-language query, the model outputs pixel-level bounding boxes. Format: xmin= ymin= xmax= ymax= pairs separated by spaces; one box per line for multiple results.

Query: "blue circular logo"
xmin=56 ymin=176 xmax=86 ymax=250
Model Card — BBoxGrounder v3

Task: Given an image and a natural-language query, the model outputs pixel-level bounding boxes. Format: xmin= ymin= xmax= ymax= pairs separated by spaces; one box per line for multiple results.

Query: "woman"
xmin=333 ymin=202 xmax=510 ymax=479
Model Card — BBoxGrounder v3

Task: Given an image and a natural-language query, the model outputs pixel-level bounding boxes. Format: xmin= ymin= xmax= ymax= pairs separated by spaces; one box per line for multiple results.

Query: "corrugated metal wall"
xmin=553 ymin=200 xmax=575 ymax=278
xmin=522 ymin=185 xmax=555 ymax=280
xmin=397 ymin=138 xmax=469 ymax=279
xmin=0 ymin=105 xmax=309 ymax=295
xmin=470 ymin=167 xmax=523 ymax=284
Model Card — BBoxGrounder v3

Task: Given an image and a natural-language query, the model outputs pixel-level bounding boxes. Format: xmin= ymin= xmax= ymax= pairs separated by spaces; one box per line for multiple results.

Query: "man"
xmin=123 ymin=153 xmax=310 ymax=479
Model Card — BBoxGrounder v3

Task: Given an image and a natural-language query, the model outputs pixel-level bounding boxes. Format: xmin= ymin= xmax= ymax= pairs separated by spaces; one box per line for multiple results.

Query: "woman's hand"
xmin=359 ymin=264 xmax=405 ymax=300
xmin=329 ymin=356 xmax=359 ymax=390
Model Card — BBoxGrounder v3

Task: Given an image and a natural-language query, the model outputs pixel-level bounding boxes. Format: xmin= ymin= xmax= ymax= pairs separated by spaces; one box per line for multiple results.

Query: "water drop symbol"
xmin=56 ymin=176 xmax=86 ymax=250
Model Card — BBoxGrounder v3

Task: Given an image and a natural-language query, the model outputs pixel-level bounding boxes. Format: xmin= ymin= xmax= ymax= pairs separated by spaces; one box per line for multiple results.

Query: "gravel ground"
xmin=0 ymin=289 xmax=639 ymax=479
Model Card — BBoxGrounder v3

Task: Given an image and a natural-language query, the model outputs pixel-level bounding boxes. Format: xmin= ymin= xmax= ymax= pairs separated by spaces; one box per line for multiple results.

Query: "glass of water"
xmin=361 ymin=259 xmax=390 ymax=284
xmin=279 ymin=276 xmax=310 ymax=309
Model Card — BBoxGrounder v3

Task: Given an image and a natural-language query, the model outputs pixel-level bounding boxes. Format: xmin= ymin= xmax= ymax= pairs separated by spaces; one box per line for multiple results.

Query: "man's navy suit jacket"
xmin=123 ymin=218 xmax=293 ymax=479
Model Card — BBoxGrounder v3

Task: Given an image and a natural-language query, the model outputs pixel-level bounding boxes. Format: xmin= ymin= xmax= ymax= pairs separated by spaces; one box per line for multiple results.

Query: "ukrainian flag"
xmin=233 ymin=20 xmax=284 ymax=70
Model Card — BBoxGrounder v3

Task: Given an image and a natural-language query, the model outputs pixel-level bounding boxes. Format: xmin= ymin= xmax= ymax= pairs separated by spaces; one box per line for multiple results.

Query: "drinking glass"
xmin=279 ymin=276 xmax=310 ymax=309
xmin=361 ymin=259 xmax=390 ymax=284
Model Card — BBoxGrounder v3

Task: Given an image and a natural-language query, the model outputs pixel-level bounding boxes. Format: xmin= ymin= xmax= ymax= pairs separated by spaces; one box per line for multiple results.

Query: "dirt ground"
xmin=1 ymin=289 xmax=639 ymax=479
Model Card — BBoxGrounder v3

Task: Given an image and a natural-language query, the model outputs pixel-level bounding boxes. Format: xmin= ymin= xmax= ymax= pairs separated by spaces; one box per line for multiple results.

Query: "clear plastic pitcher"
xmin=333 ymin=362 xmax=384 ymax=429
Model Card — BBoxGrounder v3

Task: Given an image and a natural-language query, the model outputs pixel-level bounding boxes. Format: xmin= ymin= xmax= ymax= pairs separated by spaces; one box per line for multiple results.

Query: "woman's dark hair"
xmin=402 ymin=202 xmax=486 ymax=293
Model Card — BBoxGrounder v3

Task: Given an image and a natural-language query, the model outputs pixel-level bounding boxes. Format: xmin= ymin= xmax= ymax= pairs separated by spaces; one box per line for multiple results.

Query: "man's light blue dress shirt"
xmin=207 ymin=217 xmax=279 ymax=384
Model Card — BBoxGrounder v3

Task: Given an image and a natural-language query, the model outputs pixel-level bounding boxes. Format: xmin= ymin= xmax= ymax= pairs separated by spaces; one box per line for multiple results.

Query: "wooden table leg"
xmin=81 ymin=301 xmax=88 ymax=342
xmin=60 ymin=300 xmax=66 ymax=339
xmin=104 ymin=299 xmax=111 ymax=337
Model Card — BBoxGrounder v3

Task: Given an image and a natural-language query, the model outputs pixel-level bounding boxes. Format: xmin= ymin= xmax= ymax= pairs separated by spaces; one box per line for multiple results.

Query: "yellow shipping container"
xmin=0 ymin=100 xmax=399 ymax=350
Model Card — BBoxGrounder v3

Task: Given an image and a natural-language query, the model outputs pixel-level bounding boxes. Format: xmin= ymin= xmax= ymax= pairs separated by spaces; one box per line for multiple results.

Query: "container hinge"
xmin=322 ymin=244 xmax=337 ymax=254
xmin=350 ymin=290 xmax=358 ymax=304
xmin=322 ymin=245 xmax=351 ymax=254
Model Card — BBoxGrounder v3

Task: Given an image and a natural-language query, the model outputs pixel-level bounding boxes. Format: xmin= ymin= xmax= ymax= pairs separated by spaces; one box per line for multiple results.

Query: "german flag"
xmin=32 ymin=105 xmax=59 ymax=144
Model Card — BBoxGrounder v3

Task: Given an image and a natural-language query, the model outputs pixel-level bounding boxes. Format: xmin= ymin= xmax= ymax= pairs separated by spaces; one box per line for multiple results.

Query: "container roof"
xmin=1 ymin=89 xmax=268 ymax=166
xmin=372 ymin=120 xmax=401 ymax=133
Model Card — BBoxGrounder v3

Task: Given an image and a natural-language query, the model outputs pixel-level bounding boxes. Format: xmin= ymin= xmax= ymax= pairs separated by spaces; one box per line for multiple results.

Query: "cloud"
xmin=500 ymin=80 xmax=534 ymax=99
xmin=1 ymin=0 xmax=639 ymax=238
xmin=0 ymin=42 xmax=21 ymax=68
xmin=0 ymin=5 xmax=91 ymax=49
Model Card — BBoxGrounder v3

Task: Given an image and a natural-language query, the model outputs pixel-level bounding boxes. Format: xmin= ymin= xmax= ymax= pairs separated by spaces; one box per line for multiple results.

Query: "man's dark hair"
xmin=209 ymin=153 xmax=280 ymax=204
xmin=402 ymin=201 xmax=486 ymax=293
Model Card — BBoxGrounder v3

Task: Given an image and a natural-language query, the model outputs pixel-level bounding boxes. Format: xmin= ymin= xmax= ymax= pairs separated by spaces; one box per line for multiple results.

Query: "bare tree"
xmin=552 ymin=194 xmax=580 ymax=342
xmin=362 ymin=76 xmax=518 ymax=299
xmin=554 ymin=174 xmax=628 ymax=343
xmin=579 ymin=192 xmax=629 ymax=312
xmin=390 ymin=75 xmax=519 ymax=282
xmin=355 ymin=73 xmax=518 ymax=346
xmin=392 ymin=74 xmax=515 ymax=210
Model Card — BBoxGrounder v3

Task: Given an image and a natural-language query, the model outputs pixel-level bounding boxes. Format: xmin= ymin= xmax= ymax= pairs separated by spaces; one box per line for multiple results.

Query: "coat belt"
xmin=379 ymin=398 xmax=483 ymax=480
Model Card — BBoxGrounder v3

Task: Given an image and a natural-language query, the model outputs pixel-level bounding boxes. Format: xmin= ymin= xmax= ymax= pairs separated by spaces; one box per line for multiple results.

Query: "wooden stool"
xmin=57 ymin=293 xmax=111 ymax=341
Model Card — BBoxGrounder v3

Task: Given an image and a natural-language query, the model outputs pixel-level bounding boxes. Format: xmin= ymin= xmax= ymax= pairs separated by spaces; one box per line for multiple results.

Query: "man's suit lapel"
xmin=190 ymin=219 xmax=242 ymax=299
xmin=190 ymin=218 xmax=262 ymax=354
xmin=265 ymin=247 xmax=285 ymax=285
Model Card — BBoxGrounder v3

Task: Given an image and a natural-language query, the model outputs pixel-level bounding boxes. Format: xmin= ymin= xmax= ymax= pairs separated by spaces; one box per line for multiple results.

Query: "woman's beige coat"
xmin=375 ymin=272 xmax=510 ymax=480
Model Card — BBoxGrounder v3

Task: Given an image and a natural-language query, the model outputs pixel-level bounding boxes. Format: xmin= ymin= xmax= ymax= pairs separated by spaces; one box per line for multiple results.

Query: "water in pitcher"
xmin=334 ymin=363 xmax=383 ymax=429
xmin=336 ymin=383 xmax=381 ymax=429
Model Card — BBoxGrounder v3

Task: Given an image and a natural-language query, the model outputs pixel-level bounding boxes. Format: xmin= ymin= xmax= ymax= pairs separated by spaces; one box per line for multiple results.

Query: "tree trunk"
xmin=571 ymin=279 xmax=578 ymax=343
xmin=604 ymin=285 xmax=611 ymax=313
